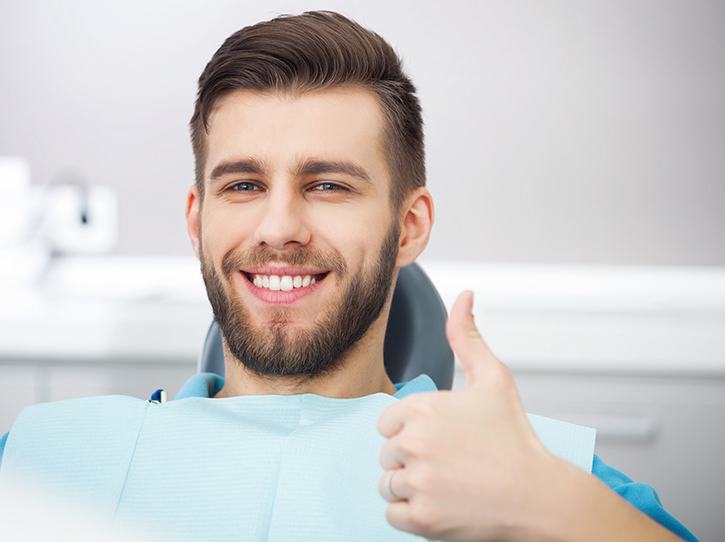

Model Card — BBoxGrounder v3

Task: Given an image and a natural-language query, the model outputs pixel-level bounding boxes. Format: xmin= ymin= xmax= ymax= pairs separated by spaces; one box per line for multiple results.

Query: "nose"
xmin=251 ymin=183 xmax=311 ymax=250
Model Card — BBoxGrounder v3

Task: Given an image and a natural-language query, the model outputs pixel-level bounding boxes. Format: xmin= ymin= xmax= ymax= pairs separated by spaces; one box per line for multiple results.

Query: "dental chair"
xmin=197 ymin=262 xmax=455 ymax=390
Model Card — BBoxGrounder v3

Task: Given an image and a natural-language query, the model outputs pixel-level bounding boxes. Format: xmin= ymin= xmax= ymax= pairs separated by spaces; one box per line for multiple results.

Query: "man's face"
xmin=190 ymin=87 xmax=401 ymax=380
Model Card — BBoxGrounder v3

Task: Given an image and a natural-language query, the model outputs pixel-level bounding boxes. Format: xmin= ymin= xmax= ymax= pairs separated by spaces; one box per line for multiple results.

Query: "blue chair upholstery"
xmin=197 ymin=262 xmax=454 ymax=390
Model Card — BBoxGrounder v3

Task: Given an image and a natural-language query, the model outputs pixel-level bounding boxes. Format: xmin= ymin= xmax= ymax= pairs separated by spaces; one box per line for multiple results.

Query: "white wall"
xmin=1 ymin=0 xmax=723 ymax=265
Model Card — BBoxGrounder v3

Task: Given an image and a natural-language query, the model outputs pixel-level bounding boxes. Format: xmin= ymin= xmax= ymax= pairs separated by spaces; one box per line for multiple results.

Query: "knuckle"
xmin=384 ymin=506 xmax=400 ymax=529
xmin=395 ymin=470 xmax=413 ymax=495
xmin=377 ymin=473 xmax=387 ymax=497
xmin=411 ymin=464 xmax=435 ymax=492
xmin=408 ymin=396 xmax=434 ymax=418
xmin=378 ymin=442 xmax=393 ymax=468
xmin=408 ymin=500 xmax=438 ymax=534
xmin=377 ymin=409 xmax=399 ymax=437
xmin=385 ymin=504 xmax=409 ymax=532
xmin=376 ymin=416 xmax=388 ymax=435
xmin=487 ymin=363 xmax=516 ymax=393
xmin=396 ymin=433 xmax=422 ymax=458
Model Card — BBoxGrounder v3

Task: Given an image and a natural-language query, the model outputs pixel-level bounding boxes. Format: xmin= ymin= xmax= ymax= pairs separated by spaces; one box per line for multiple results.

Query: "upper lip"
xmin=242 ymin=265 xmax=329 ymax=276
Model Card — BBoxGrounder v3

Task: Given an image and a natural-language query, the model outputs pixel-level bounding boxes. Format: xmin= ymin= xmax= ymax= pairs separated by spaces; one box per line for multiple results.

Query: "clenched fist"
xmin=377 ymin=290 xmax=564 ymax=542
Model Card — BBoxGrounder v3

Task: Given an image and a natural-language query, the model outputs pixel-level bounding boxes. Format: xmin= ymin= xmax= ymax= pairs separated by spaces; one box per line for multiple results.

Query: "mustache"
xmin=221 ymin=246 xmax=347 ymax=278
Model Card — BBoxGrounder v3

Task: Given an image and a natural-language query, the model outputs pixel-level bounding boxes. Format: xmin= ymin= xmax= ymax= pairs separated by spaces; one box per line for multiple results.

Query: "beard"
xmin=198 ymin=218 xmax=401 ymax=381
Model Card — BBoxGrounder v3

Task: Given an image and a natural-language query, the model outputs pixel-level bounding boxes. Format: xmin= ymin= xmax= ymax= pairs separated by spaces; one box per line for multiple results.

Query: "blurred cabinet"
xmin=0 ymin=365 xmax=39 ymax=432
xmin=1 ymin=361 xmax=196 ymax=432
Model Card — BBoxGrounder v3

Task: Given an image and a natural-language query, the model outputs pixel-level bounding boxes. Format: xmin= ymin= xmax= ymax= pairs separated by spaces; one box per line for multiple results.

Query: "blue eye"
xmin=311 ymin=182 xmax=347 ymax=191
xmin=226 ymin=182 xmax=347 ymax=192
xmin=228 ymin=182 xmax=260 ymax=192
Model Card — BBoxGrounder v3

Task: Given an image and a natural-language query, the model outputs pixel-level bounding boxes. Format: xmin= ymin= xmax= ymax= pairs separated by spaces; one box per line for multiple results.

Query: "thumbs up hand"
xmin=377 ymin=290 xmax=565 ymax=542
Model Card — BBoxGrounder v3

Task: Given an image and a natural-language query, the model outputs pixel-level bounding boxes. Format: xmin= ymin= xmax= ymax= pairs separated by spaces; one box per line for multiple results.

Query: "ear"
xmin=185 ymin=184 xmax=201 ymax=259
xmin=395 ymin=187 xmax=434 ymax=268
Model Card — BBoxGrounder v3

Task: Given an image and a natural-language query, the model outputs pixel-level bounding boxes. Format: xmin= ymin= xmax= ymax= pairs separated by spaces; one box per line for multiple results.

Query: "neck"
xmin=215 ymin=358 xmax=396 ymax=398
xmin=213 ymin=316 xmax=397 ymax=398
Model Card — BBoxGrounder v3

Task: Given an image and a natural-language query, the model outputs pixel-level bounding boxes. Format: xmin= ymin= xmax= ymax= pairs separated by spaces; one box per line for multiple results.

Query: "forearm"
xmin=520 ymin=457 xmax=684 ymax=542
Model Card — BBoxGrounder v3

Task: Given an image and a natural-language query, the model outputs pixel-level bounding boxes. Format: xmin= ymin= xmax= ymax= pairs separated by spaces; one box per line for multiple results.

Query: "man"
xmin=0 ymin=10 xmax=699 ymax=542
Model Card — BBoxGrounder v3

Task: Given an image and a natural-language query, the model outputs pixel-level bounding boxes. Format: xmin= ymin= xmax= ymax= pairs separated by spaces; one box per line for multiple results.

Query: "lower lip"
xmin=240 ymin=272 xmax=328 ymax=304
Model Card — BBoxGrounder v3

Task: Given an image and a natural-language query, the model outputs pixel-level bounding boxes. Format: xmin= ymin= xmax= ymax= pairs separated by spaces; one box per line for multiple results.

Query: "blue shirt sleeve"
xmin=0 ymin=431 xmax=8 ymax=468
xmin=592 ymin=454 xmax=699 ymax=541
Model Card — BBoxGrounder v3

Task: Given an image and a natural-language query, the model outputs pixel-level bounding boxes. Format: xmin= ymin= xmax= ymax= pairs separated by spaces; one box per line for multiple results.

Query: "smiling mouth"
xmin=241 ymin=271 xmax=330 ymax=293
xmin=242 ymin=271 xmax=329 ymax=286
xmin=239 ymin=269 xmax=330 ymax=305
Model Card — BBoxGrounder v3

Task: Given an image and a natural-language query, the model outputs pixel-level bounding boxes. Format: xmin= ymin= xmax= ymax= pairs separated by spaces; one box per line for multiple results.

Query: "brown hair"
xmin=189 ymin=10 xmax=425 ymax=215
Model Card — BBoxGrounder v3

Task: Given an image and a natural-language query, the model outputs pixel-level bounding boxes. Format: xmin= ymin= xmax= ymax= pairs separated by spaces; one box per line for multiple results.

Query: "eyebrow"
xmin=209 ymin=158 xmax=372 ymax=184
xmin=294 ymin=159 xmax=372 ymax=183
xmin=209 ymin=158 xmax=266 ymax=181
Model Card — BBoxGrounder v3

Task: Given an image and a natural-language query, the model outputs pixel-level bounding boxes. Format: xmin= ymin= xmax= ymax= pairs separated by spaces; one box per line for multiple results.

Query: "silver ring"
xmin=386 ymin=469 xmax=400 ymax=501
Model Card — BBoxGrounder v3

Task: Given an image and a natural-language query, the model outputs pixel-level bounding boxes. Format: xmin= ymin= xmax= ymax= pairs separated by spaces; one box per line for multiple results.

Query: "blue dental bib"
xmin=0 ymin=387 xmax=595 ymax=541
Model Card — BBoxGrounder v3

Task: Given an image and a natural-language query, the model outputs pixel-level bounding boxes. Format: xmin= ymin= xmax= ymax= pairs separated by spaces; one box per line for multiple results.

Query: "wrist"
xmin=487 ymin=451 xmax=574 ymax=542
xmin=513 ymin=453 xmax=582 ymax=542
xmin=529 ymin=456 xmax=598 ymax=541
xmin=520 ymin=455 xmax=683 ymax=542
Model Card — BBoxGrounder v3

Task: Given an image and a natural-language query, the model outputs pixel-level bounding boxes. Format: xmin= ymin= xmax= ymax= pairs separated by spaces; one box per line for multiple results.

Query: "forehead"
xmin=204 ymin=86 xmax=389 ymax=183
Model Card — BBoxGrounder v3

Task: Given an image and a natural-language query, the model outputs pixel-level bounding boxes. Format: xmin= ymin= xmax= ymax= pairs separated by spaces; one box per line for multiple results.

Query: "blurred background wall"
xmin=1 ymin=0 xmax=723 ymax=265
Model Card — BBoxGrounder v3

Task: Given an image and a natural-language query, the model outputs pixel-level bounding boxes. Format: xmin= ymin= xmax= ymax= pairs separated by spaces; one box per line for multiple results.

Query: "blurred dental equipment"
xmin=0 ymin=156 xmax=118 ymax=289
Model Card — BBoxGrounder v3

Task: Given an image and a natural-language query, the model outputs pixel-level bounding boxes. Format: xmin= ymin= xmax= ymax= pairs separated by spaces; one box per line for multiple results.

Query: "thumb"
xmin=445 ymin=290 xmax=496 ymax=389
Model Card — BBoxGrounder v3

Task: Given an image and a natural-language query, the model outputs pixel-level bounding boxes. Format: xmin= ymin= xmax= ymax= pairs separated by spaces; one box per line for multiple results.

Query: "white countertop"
xmin=419 ymin=260 xmax=725 ymax=375
xmin=1 ymin=256 xmax=724 ymax=374
xmin=0 ymin=256 xmax=212 ymax=364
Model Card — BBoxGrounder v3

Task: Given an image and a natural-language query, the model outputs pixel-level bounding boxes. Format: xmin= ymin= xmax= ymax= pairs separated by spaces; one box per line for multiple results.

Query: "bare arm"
xmin=524 ymin=458 xmax=686 ymax=542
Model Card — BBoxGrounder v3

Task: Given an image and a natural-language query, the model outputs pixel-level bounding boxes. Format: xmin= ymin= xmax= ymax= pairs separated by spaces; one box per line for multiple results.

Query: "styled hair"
xmin=189 ymin=10 xmax=425 ymax=214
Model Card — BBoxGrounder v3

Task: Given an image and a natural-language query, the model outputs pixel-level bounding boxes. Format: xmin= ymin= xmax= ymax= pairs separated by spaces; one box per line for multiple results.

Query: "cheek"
xmin=346 ymin=236 xmax=381 ymax=275
xmin=202 ymin=207 xmax=249 ymax=248
xmin=320 ymin=209 xmax=390 ymax=264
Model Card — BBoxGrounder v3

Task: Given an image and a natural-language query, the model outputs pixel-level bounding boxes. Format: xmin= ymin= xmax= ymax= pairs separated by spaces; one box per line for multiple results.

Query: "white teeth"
xmin=250 ymin=273 xmax=323 ymax=291
xmin=269 ymin=275 xmax=281 ymax=291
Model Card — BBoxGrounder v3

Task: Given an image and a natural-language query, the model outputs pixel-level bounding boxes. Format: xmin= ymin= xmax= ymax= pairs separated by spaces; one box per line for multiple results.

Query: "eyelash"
xmin=226 ymin=182 xmax=348 ymax=193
